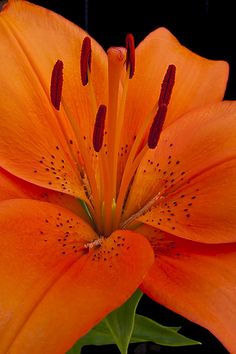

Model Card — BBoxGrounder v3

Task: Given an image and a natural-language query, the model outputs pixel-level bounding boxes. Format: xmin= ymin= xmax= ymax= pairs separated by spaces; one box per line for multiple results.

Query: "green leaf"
xmin=67 ymin=289 xmax=143 ymax=354
xmin=67 ymin=291 xmax=200 ymax=354
xmin=66 ymin=343 xmax=83 ymax=354
xmin=102 ymin=289 xmax=143 ymax=354
xmin=67 ymin=320 xmax=113 ymax=354
xmin=131 ymin=314 xmax=201 ymax=347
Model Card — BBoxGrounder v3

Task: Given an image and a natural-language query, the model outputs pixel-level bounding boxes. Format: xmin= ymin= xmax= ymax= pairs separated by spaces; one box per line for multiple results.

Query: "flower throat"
xmin=50 ymin=34 xmax=176 ymax=237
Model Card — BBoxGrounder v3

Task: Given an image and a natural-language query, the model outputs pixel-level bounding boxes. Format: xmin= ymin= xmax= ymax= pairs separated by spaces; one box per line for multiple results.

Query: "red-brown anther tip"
xmin=158 ymin=64 xmax=176 ymax=106
xmin=50 ymin=59 xmax=63 ymax=110
xmin=93 ymin=104 xmax=107 ymax=152
xmin=80 ymin=36 xmax=92 ymax=86
xmin=148 ymin=64 xmax=176 ymax=148
xmin=148 ymin=104 xmax=167 ymax=149
xmin=125 ymin=33 xmax=135 ymax=79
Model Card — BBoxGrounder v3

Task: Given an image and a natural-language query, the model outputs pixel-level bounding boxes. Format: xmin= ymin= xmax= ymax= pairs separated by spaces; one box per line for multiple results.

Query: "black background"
xmin=31 ymin=1 xmax=235 ymax=353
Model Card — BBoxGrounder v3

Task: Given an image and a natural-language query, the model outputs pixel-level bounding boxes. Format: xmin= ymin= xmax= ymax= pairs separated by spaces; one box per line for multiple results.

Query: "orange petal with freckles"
xmin=125 ymin=101 xmax=236 ymax=243
xmin=0 ymin=167 xmax=89 ymax=220
xmin=0 ymin=1 xmax=107 ymax=199
xmin=118 ymin=28 xmax=228 ymax=174
xmin=138 ymin=224 xmax=236 ymax=354
xmin=0 ymin=199 xmax=153 ymax=354
xmin=125 ymin=27 xmax=228 ymax=130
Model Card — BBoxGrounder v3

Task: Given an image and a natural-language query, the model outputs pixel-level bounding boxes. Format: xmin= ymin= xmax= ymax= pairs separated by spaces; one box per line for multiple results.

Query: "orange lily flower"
xmin=0 ymin=1 xmax=236 ymax=353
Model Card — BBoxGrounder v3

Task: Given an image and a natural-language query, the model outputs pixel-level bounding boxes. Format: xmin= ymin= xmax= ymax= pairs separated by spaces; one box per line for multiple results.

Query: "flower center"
xmin=50 ymin=35 xmax=176 ymax=237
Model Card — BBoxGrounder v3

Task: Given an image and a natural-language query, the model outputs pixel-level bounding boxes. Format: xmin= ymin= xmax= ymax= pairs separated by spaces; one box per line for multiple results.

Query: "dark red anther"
xmin=93 ymin=104 xmax=107 ymax=152
xmin=148 ymin=104 xmax=167 ymax=149
xmin=125 ymin=33 xmax=135 ymax=79
xmin=50 ymin=60 xmax=63 ymax=110
xmin=158 ymin=64 xmax=176 ymax=106
xmin=80 ymin=36 xmax=92 ymax=86
xmin=147 ymin=65 xmax=176 ymax=149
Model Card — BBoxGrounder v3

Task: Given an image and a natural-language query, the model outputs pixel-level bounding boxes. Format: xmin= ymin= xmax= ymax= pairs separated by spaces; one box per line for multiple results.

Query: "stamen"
xmin=148 ymin=64 xmax=176 ymax=149
xmin=148 ymin=104 xmax=167 ymax=149
xmin=50 ymin=60 xmax=63 ymax=110
xmin=158 ymin=64 xmax=176 ymax=106
xmin=93 ymin=104 xmax=107 ymax=152
xmin=125 ymin=33 xmax=135 ymax=78
xmin=80 ymin=36 xmax=92 ymax=86
xmin=121 ymin=192 xmax=161 ymax=229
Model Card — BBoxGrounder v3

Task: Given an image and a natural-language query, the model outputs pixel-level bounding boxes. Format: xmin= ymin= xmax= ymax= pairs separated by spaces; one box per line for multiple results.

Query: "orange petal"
xmin=126 ymin=27 xmax=228 ymax=131
xmin=0 ymin=199 xmax=153 ymax=353
xmin=138 ymin=224 xmax=236 ymax=354
xmin=124 ymin=101 xmax=236 ymax=243
xmin=117 ymin=28 xmax=228 ymax=176
xmin=0 ymin=1 xmax=107 ymax=199
xmin=0 ymin=167 xmax=89 ymax=220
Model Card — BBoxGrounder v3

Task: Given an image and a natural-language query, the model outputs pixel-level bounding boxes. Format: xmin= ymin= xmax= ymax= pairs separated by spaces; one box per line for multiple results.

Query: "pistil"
xmin=100 ymin=46 xmax=126 ymax=235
